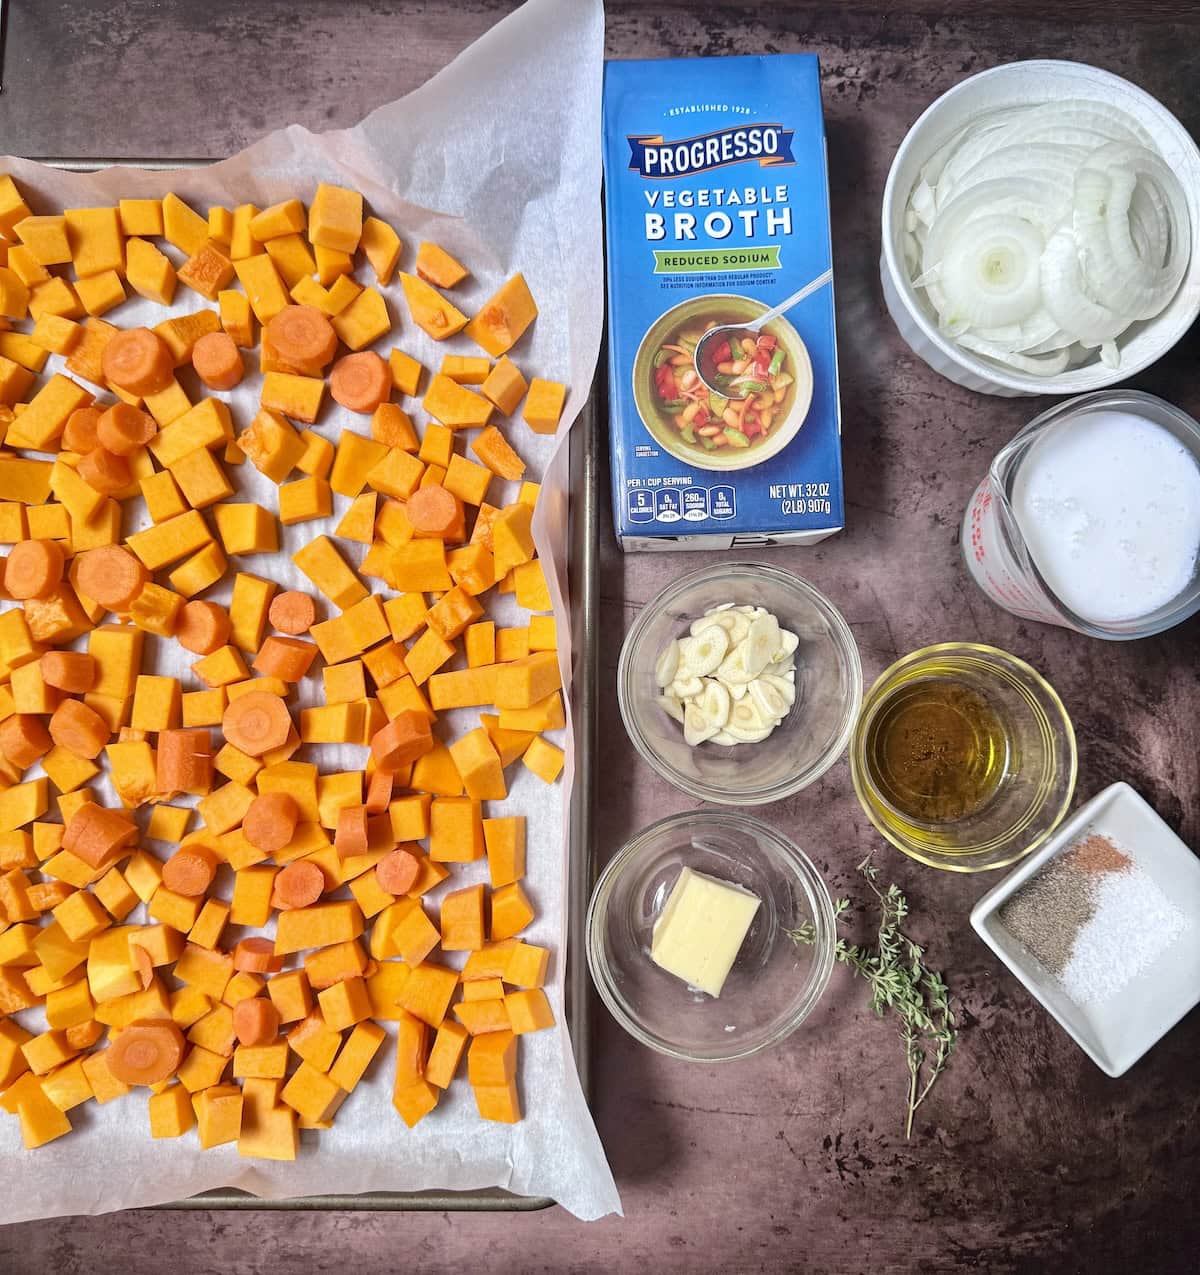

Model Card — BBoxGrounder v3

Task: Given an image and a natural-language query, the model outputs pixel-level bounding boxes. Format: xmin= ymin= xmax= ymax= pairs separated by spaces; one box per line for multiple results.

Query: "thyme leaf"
xmin=785 ymin=854 xmax=957 ymax=1139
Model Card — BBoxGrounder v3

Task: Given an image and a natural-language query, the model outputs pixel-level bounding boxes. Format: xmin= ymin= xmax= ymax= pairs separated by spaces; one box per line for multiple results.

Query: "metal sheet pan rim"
xmin=38 ymin=155 xmax=599 ymax=1215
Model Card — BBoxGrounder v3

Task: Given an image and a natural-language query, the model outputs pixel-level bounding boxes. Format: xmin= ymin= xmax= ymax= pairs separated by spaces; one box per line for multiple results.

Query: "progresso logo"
xmin=626 ymin=124 xmax=795 ymax=179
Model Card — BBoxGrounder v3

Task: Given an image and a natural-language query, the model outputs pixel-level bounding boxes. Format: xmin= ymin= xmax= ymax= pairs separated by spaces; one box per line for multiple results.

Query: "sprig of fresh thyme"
xmin=787 ymin=855 xmax=957 ymax=1139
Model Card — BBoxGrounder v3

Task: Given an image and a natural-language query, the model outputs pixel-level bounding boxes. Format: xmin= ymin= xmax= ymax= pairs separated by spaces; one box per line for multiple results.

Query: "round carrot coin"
xmin=100 ymin=327 xmax=173 ymax=396
xmin=107 ymin=1020 xmax=186 ymax=1086
xmin=96 ymin=402 xmax=156 ymax=455
xmin=268 ymin=590 xmax=317 ymax=635
xmin=5 ymin=538 xmax=65 ymax=600
xmin=74 ymin=544 xmax=148 ymax=611
xmin=192 ymin=330 xmax=245 ymax=391
xmin=376 ymin=848 xmax=420 ymax=896
xmin=232 ymin=997 xmax=281 ymax=1047
xmin=175 ymin=600 xmax=232 ymax=656
xmin=329 ymin=350 xmax=391 ymax=413
xmin=264 ymin=305 xmax=337 ymax=372
xmin=243 ymin=792 xmax=299 ymax=854
xmin=273 ymin=860 xmax=325 ymax=910
xmin=223 ymin=691 xmax=292 ymax=757
xmin=161 ymin=844 xmax=218 ymax=897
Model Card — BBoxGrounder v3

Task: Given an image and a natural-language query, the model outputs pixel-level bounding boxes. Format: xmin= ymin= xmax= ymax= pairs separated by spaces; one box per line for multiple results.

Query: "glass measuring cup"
xmin=962 ymin=390 xmax=1200 ymax=639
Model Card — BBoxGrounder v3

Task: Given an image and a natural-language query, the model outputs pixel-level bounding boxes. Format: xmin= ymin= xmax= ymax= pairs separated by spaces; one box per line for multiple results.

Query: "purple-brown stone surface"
xmin=1 ymin=1 xmax=1198 ymax=1270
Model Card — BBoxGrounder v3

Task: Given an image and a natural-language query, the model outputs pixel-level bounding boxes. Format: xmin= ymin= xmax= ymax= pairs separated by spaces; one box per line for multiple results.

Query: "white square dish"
xmin=970 ymin=781 xmax=1200 ymax=1076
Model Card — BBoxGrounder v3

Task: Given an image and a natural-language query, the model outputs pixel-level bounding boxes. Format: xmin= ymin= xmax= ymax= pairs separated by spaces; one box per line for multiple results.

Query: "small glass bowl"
xmin=586 ymin=811 xmax=837 ymax=1061
xmin=849 ymin=643 xmax=1077 ymax=873
xmin=617 ymin=562 xmax=862 ymax=805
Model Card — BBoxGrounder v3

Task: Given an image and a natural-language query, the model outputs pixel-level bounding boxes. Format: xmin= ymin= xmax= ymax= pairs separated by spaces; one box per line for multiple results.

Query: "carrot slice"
xmin=100 ymin=327 xmax=174 ymax=396
xmin=232 ymin=938 xmax=284 ymax=976
xmin=405 ymin=484 xmax=463 ymax=538
xmin=5 ymin=538 xmax=65 ymax=600
xmin=264 ymin=304 xmax=337 ymax=372
xmin=375 ymin=848 xmax=420 ymax=895
xmin=63 ymin=405 xmax=102 ymax=453
xmin=232 ymin=996 xmax=281 ymax=1046
xmin=75 ymin=544 xmax=148 ymax=611
xmin=63 ymin=802 xmax=137 ymax=868
xmin=107 ymin=1020 xmax=186 ymax=1086
xmin=223 ymin=691 xmax=292 ymax=757
xmin=161 ymin=843 xmax=219 ymax=897
xmin=156 ymin=728 xmax=212 ymax=796
xmin=242 ymin=791 xmax=299 ymax=854
xmin=268 ymin=589 xmax=317 ymax=635
xmin=78 ymin=446 xmax=131 ymax=495
xmin=96 ymin=401 xmax=157 ymax=455
xmin=334 ymin=805 xmax=370 ymax=860
xmin=40 ymin=651 xmax=98 ymax=693
xmin=192 ymin=330 xmax=245 ymax=391
xmin=49 ymin=698 xmax=110 ymax=760
xmin=364 ymin=768 xmax=393 ymax=814
xmin=253 ymin=635 xmax=317 ymax=682
xmin=272 ymin=859 xmax=325 ymax=910
xmin=0 ymin=714 xmax=52 ymax=771
xmin=175 ymin=600 xmax=232 ymax=656
xmin=129 ymin=943 xmax=155 ymax=991
xmin=329 ymin=351 xmax=391 ymax=413
xmin=370 ymin=710 xmax=434 ymax=773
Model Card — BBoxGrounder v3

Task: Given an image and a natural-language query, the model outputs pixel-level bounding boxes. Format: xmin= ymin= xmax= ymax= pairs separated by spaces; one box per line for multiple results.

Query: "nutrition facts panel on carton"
xmin=626 ymin=483 xmax=737 ymax=524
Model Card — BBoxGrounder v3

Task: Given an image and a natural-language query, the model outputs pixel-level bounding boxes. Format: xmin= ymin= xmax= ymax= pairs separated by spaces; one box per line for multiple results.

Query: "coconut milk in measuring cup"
xmin=963 ymin=390 xmax=1200 ymax=639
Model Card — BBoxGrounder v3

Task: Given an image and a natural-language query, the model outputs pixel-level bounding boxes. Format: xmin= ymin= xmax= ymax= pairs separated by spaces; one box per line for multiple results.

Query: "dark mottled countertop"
xmin=1 ymin=2 xmax=1197 ymax=1271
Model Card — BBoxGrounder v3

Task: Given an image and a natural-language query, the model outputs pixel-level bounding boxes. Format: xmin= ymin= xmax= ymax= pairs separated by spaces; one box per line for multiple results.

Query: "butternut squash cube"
xmin=392 ymin=1076 xmax=438 ymax=1128
xmin=149 ymin=1082 xmax=196 ymax=1138
xmin=505 ymin=987 xmax=555 ymax=1034
xmin=524 ymin=377 xmax=567 ymax=434
xmin=484 ymin=816 xmax=526 ymax=889
xmin=423 ymin=373 xmax=492 ymax=430
xmin=281 ymin=1059 xmax=345 ymax=1125
xmin=465 ymin=273 xmax=538 ymax=357
xmin=523 ymin=735 xmax=565 ymax=784
xmin=178 ymin=240 xmax=235 ymax=301
xmin=396 ymin=961 xmax=459 ymax=1028
xmin=274 ymin=900 xmax=364 ymax=955
xmin=331 ymin=286 xmax=390 ymax=351
xmin=126 ymin=237 xmax=177 ymax=305
xmin=399 ymin=272 xmax=467 ymax=341
xmin=195 ymin=1082 xmax=243 ymax=1148
xmin=467 ymin=1029 xmax=517 ymax=1086
xmin=471 ymin=424 xmax=526 ymax=480
xmin=250 ymin=199 xmax=306 ymax=242
xmin=328 ymin=1019 xmax=386 ymax=1093
xmin=472 ymin=1076 xmax=521 ymax=1124
xmin=16 ymin=215 xmax=72 ymax=266
xmin=429 ymin=796 xmax=484 ymax=863
xmin=162 ymin=193 xmax=210 ymax=257
xmin=387 ymin=349 xmax=423 ymax=397
xmin=480 ymin=355 xmax=528 ymax=415
xmin=490 ymin=881 xmax=535 ymax=942
xmin=493 ymin=651 xmax=562 ymax=711
xmin=423 ymin=1018 xmax=468 ymax=1089
xmin=440 ymin=883 xmax=486 ymax=952
xmin=448 ymin=728 xmax=506 ymax=802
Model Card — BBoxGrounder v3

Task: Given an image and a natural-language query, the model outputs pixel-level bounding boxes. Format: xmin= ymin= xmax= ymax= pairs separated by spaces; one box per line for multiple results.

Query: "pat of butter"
xmin=650 ymin=866 xmax=761 ymax=998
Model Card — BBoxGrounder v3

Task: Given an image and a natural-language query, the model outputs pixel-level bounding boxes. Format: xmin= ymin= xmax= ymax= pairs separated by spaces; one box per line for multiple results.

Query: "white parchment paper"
xmin=0 ymin=0 xmax=619 ymax=1222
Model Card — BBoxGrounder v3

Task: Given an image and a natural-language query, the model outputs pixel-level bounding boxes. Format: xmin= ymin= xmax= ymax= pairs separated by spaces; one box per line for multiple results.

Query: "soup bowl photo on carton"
xmin=631 ymin=293 xmax=814 ymax=471
xmin=880 ymin=60 xmax=1200 ymax=397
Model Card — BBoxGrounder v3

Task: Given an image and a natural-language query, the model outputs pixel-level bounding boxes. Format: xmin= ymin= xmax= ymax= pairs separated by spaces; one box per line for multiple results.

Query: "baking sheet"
xmin=0 ymin=0 xmax=619 ymax=1223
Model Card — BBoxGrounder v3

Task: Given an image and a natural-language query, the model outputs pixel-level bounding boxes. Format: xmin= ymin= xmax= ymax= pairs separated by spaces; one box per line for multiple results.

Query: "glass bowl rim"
xmin=617 ymin=561 xmax=864 ymax=805
xmin=585 ymin=809 xmax=838 ymax=1061
xmin=849 ymin=641 xmax=1078 ymax=873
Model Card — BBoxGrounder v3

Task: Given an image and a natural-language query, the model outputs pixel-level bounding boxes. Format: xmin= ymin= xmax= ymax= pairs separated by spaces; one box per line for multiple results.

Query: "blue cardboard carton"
xmin=603 ymin=54 xmax=844 ymax=550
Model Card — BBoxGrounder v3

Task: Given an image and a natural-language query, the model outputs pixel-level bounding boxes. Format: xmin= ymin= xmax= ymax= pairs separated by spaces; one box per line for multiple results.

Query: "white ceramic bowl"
xmin=970 ymin=782 xmax=1200 ymax=1076
xmin=881 ymin=60 xmax=1200 ymax=397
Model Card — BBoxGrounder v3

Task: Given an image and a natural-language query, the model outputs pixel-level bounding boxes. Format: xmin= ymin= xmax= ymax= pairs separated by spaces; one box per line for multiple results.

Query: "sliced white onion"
xmin=939 ymin=213 xmax=1045 ymax=328
xmin=905 ymin=97 xmax=1191 ymax=376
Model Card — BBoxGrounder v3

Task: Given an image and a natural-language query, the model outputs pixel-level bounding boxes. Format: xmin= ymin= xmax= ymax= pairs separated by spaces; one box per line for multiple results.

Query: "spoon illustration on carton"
xmin=693 ymin=268 xmax=833 ymax=398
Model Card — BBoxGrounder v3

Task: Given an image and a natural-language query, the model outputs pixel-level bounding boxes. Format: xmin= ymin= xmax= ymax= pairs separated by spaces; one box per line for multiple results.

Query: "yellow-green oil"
xmin=862 ymin=677 xmax=1010 ymax=824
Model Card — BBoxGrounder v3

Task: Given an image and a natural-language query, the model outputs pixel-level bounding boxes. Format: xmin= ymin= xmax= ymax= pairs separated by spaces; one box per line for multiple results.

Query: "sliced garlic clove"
xmin=658 ymin=693 xmax=686 ymax=724
xmin=683 ymin=702 xmax=720 ymax=746
xmin=710 ymin=730 xmax=739 ymax=746
xmin=760 ymin=672 xmax=796 ymax=708
xmin=671 ymin=675 xmax=704 ymax=700
xmin=679 ymin=625 xmax=728 ymax=676
xmin=729 ymin=696 xmax=769 ymax=733
xmin=654 ymin=639 xmax=680 ymax=688
xmin=724 ymin=719 xmax=775 ymax=743
xmin=726 ymin=681 xmax=749 ymax=701
xmin=775 ymin=629 xmax=800 ymax=660
xmin=749 ymin=677 xmax=790 ymax=721
xmin=743 ymin=613 xmax=781 ymax=678
xmin=716 ymin=644 xmax=755 ymax=686
xmin=699 ymin=679 xmax=731 ymax=730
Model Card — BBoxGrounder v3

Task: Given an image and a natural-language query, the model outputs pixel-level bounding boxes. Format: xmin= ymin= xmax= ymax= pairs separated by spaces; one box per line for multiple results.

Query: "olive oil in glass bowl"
xmin=850 ymin=644 xmax=1076 ymax=872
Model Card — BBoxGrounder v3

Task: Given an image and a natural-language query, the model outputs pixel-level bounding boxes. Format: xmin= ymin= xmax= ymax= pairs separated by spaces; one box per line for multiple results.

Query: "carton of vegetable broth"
xmin=603 ymin=54 xmax=844 ymax=550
